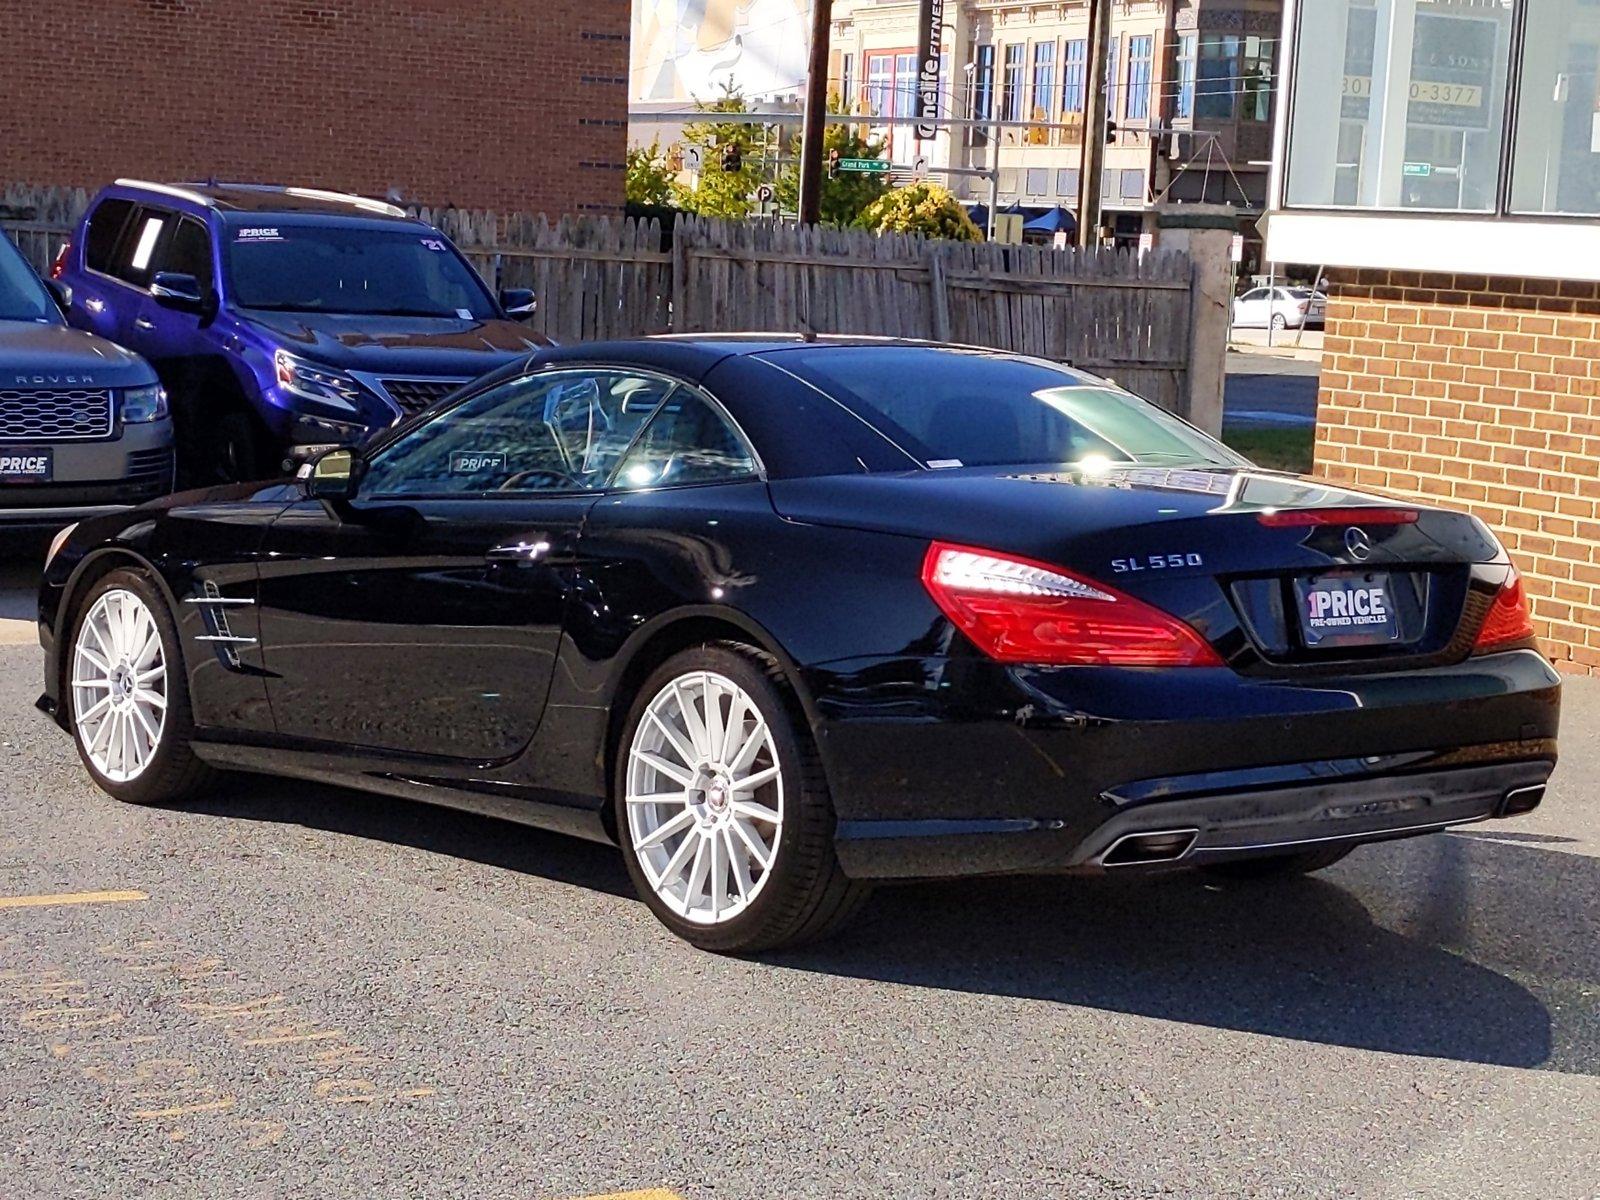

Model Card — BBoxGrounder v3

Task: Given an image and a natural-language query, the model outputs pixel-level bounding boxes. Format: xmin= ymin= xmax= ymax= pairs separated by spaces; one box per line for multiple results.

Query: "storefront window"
xmin=1286 ymin=0 xmax=1514 ymax=212
xmin=1510 ymin=0 xmax=1600 ymax=215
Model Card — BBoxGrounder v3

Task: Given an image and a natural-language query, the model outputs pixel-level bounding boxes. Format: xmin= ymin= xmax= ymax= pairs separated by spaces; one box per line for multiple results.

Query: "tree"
xmin=775 ymin=95 xmax=891 ymax=227
xmin=672 ymin=85 xmax=764 ymax=220
xmin=625 ymin=140 xmax=675 ymax=209
xmin=858 ymin=182 xmax=984 ymax=241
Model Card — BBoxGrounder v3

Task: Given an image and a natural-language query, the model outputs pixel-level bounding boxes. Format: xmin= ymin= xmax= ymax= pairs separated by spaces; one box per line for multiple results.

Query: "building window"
xmin=1175 ymin=33 xmax=1197 ymax=119
xmin=839 ymin=54 xmax=855 ymax=111
xmin=1285 ymin=3 xmax=1513 ymax=212
xmin=1063 ymin=39 xmax=1087 ymax=113
xmin=1002 ymin=43 xmax=1026 ymax=122
xmin=1126 ymin=35 xmax=1153 ymax=122
xmin=1242 ymin=36 xmax=1275 ymax=123
xmin=867 ymin=53 xmax=897 ymax=119
xmin=1057 ymin=167 xmax=1080 ymax=197
xmin=972 ymin=44 xmax=996 ymax=144
xmin=1106 ymin=35 xmax=1121 ymax=121
xmin=1026 ymin=168 xmax=1049 ymax=196
xmin=1032 ymin=41 xmax=1056 ymax=121
xmin=1510 ymin=2 xmax=1600 ymax=216
xmin=1197 ymin=35 xmax=1239 ymax=119
xmin=1120 ymin=168 xmax=1146 ymax=201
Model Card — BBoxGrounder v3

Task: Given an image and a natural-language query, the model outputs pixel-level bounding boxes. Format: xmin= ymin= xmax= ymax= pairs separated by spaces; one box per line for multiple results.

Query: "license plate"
xmin=0 ymin=449 xmax=52 ymax=484
xmin=1296 ymin=572 xmax=1401 ymax=647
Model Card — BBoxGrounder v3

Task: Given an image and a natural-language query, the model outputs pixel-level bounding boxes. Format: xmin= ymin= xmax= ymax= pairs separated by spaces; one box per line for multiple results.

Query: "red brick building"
xmin=1266 ymin=0 xmax=1600 ymax=677
xmin=0 ymin=0 xmax=629 ymax=216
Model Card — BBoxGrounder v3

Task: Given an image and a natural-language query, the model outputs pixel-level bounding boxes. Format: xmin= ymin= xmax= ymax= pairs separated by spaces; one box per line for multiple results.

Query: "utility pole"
xmin=1076 ymin=0 xmax=1112 ymax=249
xmin=798 ymin=0 xmax=835 ymax=226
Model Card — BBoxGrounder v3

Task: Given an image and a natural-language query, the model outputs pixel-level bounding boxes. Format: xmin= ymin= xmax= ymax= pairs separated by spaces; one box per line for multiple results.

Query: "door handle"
xmin=134 ymin=317 xmax=155 ymax=331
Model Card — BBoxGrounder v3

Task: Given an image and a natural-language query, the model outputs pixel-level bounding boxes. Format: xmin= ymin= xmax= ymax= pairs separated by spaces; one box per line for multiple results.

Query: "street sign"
xmin=1138 ymin=231 xmax=1154 ymax=256
xmin=1230 ymin=233 xmax=1245 ymax=264
xmin=756 ymin=184 xmax=775 ymax=203
xmin=839 ymin=158 xmax=891 ymax=174
xmin=1402 ymin=162 xmax=1433 ymax=177
xmin=912 ymin=155 xmax=929 ymax=181
xmin=683 ymin=145 xmax=703 ymax=173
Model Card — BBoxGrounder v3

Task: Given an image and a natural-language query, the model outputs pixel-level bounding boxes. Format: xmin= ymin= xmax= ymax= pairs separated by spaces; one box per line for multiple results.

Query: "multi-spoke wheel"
xmin=616 ymin=644 xmax=871 ymax=953
xmin=67 ymin=569 xmax=216 ymax=805
xmin=72 ymin=587 xmax=168 ymax=783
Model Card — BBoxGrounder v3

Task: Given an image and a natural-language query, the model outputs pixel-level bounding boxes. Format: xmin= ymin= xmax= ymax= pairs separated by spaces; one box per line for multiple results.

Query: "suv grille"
xmin=380 ymin=378 xmax=467 ymax=416
xmin=0 ymin=388 xmax=114 ymax=440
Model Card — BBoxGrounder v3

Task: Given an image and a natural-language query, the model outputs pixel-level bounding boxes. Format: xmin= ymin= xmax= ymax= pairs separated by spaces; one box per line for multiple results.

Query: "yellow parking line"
xmin=0 ymin=890 xmax=149 ymax=911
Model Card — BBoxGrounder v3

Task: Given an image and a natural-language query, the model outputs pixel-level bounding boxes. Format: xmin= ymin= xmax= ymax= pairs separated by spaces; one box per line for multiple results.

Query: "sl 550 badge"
xmin=1112 ymin=552 xmax=1205 ymax=574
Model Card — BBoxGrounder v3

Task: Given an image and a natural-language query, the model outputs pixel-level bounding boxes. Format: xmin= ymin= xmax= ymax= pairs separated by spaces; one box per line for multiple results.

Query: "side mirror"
xmin=499 ymin=287 xmax=537 ymax=319
xmin=44 ymin=279 xmax=72 ymax=312
xmin=150 ymin=271 xmax=206 ymax=313
xmin=307 ymin=447 xmax=362 ymax=501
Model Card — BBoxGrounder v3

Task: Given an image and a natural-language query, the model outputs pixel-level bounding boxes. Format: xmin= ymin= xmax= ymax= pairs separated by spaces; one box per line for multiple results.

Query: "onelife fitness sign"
xmin=915 ymin=0 xmax=945 ymax=141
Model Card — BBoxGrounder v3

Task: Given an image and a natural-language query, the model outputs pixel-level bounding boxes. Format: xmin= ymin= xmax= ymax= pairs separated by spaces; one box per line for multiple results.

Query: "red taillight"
xmin=49 ymin=241 xmax=70 ymax=280
xmin=1474 ymin=568 xmax=1536 ymax=653
xmin=1257 ymin=507 xmax=1419 ymax=528
xmin=921 ymin=542 xmax=1223 ymax=668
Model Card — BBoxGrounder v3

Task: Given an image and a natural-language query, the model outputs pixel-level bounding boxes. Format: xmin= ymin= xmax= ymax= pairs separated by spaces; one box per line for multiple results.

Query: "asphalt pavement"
xmin=1225 ymin=349 xmax=1321 ymax=431
xmin=1 ymin=548 xmax=1597 ymax=1199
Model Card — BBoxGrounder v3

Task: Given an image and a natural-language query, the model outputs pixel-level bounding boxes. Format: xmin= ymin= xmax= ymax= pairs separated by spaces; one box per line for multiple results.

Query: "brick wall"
xmin=1319 ymin=268 xmax=1600 ymax=677
xmin=0 ymin=0 xmax=628 ymax=216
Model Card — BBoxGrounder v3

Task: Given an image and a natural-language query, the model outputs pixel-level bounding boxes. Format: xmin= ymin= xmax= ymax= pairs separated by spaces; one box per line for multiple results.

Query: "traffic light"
xmin=827 ymin=149 xmax=841 ymax=180
xmin=1106 ymin=119 xmax=1118 ymax=145
xmin=721 ymin=141 xmax=743 ymax=173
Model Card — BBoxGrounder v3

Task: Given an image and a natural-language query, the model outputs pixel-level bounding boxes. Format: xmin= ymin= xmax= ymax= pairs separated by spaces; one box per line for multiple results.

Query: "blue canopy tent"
xmin=1023 ymin=207 xmax=1077 ymax=236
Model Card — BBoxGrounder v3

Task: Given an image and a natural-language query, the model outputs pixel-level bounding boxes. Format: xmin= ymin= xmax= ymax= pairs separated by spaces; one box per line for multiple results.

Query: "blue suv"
xmin=57 ymin=181 xmax=548 ymax=482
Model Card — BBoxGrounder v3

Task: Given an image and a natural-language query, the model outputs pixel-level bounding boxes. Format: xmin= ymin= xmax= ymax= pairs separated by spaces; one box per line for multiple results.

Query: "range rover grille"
xmin=0 ymin=388 xmax=114 ymax=440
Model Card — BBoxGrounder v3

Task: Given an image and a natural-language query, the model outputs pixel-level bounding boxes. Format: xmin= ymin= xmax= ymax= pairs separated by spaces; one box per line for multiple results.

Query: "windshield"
xmin=774 ymin=347 xmax=1246 ymax=471
xmin=0 ymin=236 xmax=60 ymax=324
xmin=224 ymin=223 xmax=496 ymax=318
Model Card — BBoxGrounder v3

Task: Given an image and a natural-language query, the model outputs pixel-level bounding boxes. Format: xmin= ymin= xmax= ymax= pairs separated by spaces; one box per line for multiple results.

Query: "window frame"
xmin=357 ymin=365 xmax=765 ymax=503
xmin=1062 ymin=38 xmax=1087 ymax=114
xmin=156 ymin=215 xmax=216 ymax=291
xmin=1126 ymin=34 xmax=1154 ymax=123
xmin=1277 ymin=0 xmax=1584 ymax=223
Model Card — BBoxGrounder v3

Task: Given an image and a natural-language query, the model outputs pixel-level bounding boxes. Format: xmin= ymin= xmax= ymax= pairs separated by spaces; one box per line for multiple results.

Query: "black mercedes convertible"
xmin=36 ymin=337 xmax=1560 ymax=952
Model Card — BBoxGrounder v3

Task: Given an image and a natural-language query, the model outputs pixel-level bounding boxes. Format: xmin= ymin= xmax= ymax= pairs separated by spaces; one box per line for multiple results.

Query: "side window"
xmin=614 ymin=391 xmax=758 ymax=490
xmin=84 ymin=199 xmax=134 ymax=274
xmin=361 ymin=371 xmax=674 ymax=498
xmin=1240 ymin=288 xmax=1266 ymax=302
xmin=158 ymin=217 xmax=214 ymax=286
xmin=115 ymin=207 xmax=171 ymax=288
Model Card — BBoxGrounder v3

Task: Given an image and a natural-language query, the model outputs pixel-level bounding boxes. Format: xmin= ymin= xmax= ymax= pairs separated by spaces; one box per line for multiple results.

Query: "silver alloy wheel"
xmin=626 ymin=670 xmax=784 ymax=925
xmin=72 ymin=589 xmax=168 ymax=784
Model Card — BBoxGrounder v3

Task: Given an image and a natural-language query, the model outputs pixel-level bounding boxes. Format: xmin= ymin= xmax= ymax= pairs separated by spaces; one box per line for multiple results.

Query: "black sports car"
xmin=37 ymin=337 xmax=1560 ymax=952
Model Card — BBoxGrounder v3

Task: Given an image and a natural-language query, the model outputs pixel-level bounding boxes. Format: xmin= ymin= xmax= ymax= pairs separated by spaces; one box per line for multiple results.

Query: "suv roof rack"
xmin=112 ymin=179 xmax=216 ymax=207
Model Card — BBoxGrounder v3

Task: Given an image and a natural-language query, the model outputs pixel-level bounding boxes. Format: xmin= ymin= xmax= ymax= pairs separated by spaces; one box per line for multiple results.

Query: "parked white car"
xmin=1233 ymin=286 xmax=1327 ymax=331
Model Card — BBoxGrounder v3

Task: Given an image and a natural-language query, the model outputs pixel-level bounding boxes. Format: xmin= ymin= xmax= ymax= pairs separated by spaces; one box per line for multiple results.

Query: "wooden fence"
xmin=3 ymin=184 xmax=1202 ymax=419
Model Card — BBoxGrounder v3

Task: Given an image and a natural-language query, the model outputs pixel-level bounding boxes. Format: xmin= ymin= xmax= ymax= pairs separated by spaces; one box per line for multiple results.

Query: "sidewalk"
xmin=1229 ymin=327 xmax=1324 ymax=363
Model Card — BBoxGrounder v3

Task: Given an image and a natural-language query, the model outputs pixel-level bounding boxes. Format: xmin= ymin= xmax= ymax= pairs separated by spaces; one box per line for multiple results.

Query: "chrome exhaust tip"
xmin=1100 ymin=828 xmax=1200 ymax=867
xmin=1499 ymin=785 xmax=1546 ymax=817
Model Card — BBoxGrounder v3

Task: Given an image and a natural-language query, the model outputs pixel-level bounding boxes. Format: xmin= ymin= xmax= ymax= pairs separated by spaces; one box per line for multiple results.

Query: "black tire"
xmin=1199 ymin=845 xmax=1355 ymax=881
xmin=65 ymin=568 xmax=219 ymax=806
xmin=614 ymin=642 xmax=871 ymax=954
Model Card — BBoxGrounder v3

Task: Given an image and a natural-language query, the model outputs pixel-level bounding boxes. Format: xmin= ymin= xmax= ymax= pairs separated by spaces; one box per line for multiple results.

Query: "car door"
xmin=101 ymin=205 xmax=178 ymax=351
xmin=255 ymin=366 xmax=675 ymax=761
xmin=66 ymin=197 xmax=138 ymax=345
xmin=1234 ymin=287 xmax=1268 ymax=327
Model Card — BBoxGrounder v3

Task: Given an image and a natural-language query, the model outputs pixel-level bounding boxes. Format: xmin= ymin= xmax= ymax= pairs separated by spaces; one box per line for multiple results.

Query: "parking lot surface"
xmin=2 ymin=553 xmax=1597 ymax=1199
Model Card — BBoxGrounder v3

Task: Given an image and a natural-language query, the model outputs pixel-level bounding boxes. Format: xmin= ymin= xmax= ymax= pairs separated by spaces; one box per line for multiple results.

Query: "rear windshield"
xmin=0 ymin=235 xmax=59 ymax=324
xmin=772 ymin=347 xmax=1245 ymax=471
xmin=223 ymin=222 xmax=496 ymax=319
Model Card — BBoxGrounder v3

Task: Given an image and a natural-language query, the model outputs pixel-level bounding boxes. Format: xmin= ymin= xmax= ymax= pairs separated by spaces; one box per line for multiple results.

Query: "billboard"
xmin=633 ymin=0 xmax=814 ymax=103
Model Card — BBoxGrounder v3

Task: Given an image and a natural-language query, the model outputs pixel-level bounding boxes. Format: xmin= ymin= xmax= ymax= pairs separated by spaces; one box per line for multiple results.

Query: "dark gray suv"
xmin=0 ymin=232 xmax=174 ymax=529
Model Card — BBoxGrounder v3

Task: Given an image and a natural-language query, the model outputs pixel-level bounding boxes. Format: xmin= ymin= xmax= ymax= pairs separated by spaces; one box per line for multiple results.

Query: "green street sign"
xmin=1402 ymin=161 xmax=1433 ymax=177
xmin=839 ymin=158 xmax=891 ymax=174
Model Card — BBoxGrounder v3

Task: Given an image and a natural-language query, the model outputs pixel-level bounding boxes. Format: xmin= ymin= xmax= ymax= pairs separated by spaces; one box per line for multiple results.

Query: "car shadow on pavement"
xmin=777 ymin=834 xmax=1600 ymax=1077
xmin=185 ymin=775 xmax=636 ymax=900
xmin=176 ymin=775 xmax=1594 ymax=1077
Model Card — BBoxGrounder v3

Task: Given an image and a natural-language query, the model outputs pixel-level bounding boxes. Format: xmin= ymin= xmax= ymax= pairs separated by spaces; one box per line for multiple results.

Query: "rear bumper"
xmin=809 ymin=648 xmax=1561 ymax=880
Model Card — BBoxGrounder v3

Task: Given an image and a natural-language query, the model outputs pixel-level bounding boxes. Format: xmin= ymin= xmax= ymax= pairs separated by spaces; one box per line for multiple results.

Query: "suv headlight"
xmin=122 ymin=383 xmax=168 ymax=423
xmin=274 ymin=350 xmax=364 ymax=413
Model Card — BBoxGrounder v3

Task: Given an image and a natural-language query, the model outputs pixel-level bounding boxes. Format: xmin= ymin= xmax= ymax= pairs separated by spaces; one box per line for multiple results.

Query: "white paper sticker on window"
xmin=927 ymin=459 xmax=964 ymax=469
